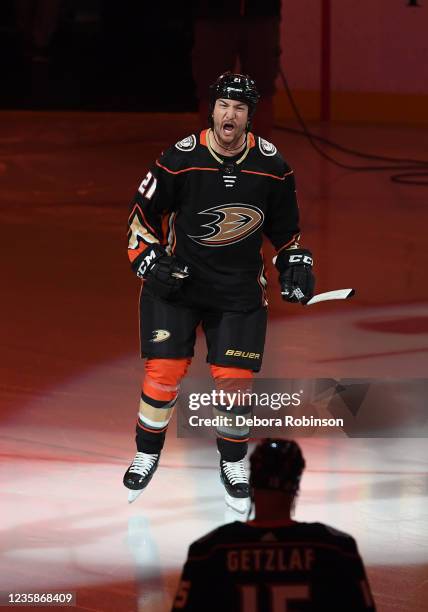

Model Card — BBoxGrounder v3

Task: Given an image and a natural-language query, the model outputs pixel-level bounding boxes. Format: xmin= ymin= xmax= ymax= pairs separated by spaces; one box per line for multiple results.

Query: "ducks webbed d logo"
xmin=189 ymin=204 xmax=264 ymax=247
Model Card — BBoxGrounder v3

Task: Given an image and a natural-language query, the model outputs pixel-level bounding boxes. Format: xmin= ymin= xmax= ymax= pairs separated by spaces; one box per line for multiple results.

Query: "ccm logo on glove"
xmin=274 ymin=247 xmax=315 ymax=305
xmin=136 ymin=248 xmax=159 ymax=278
xmin=289 ymin=253 xmax=313 ymax=266
xmin=133 ymin=244 xmax=190 ymax=299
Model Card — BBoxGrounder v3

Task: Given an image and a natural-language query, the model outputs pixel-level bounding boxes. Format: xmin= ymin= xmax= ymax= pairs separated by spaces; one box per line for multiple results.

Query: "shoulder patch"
xmin=258 ymin=137 xmax=277 ymax=157
xmin=175 ymin=134 xmax=197 ymax=152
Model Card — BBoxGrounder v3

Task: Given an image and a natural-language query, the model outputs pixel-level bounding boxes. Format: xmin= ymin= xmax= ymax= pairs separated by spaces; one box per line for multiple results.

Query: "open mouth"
xmin=222 ymin=122 xmax=235 ymax=135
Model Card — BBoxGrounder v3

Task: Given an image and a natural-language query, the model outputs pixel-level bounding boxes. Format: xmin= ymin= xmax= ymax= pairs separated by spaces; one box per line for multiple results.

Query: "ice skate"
xmin=123 ymin=452 xmax=160 ymax=503
xmin=220 ymin=459 xmax=250 ymax=514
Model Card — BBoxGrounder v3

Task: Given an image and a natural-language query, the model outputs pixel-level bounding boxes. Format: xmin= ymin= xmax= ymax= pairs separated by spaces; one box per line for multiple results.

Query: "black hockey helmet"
xmin=208 ymin=72 xmax=260 ymax=129
xmin=250 ymin=439 xmax=305 ymax=494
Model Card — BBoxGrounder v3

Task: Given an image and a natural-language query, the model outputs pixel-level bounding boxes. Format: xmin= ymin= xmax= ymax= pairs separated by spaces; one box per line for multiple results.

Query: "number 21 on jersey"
xmin=138 ymin=171 xmax=157 ymax=200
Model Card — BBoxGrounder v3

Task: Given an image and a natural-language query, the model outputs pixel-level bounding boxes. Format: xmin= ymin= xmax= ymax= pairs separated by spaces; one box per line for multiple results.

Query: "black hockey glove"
xmin=275 ymin=248 xmax=315 ymax=304
xmin=134 ymin=244 xmax=190 ymax=299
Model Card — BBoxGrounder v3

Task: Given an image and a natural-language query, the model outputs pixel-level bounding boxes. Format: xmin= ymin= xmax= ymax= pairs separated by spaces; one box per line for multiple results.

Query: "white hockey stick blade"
xmin=305 ymin=288 xmax=355 ymax=306
xmin=225 ymin=492 xmax=250 ymax=514
xmin=128 ymin=489 xmax=144 ymax=504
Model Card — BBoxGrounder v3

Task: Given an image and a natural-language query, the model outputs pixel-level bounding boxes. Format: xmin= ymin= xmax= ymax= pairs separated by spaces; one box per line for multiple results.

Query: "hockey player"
xmin=123 ymin=72 xmax=315 ymax=507
xmin=171 ymin=439 xmax=377 ymax=611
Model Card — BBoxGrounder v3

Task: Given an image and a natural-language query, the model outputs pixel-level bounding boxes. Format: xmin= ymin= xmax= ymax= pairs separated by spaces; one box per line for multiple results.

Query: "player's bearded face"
xmin=212 ymin=99 xmax=249 ymax=147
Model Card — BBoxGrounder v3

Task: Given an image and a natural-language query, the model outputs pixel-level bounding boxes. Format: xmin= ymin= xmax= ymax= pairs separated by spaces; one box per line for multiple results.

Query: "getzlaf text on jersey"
xmin=172 ymin=521 xmax=376 ymax=611
xmin=127 ymin=130 xmax=300 ymax=311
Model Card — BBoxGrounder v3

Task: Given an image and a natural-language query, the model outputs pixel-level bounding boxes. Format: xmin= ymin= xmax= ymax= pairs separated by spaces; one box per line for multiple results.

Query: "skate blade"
xmin=127 ymin=488 xmax=144 ymax=504
xmin=225 ymin=492 xmax=250 ymax=514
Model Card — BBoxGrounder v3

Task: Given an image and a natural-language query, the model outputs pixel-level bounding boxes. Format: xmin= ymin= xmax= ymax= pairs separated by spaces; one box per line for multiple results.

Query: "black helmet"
xmin=209 ymin=72 xmax=260 ymax=128
xmin=250 ymin=439 xmax=305 ymax=494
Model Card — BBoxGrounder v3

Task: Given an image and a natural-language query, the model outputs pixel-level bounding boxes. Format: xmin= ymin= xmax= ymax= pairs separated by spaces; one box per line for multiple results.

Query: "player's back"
xmin=172 ymin=520 xmax=376 ymax=611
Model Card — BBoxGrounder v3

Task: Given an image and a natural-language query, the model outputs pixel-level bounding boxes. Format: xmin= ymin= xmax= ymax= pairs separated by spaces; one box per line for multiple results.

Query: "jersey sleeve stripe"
xmin=127 ymin=204 xmax=161 ymax=263
xmin=257 ymin=258 xmax=268 ymax=306
xmin=277 ymin=233 xmax=301 ymax=253
xmin=128 ymin=242 xmax=147 ymax=263
xmin=171 ymin=214 xmax=178 ymax=253
xmin=166 ymin=211 xmax=177 ymax=254
xmin=156 ymin=160 xmax=219 ymax=175
xmin=128 ymin=203 xmax=160 ymax=240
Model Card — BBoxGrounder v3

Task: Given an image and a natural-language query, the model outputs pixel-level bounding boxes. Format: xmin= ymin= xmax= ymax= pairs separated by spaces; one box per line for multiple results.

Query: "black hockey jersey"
xmin=127 ymin=130 xmax=300 ymax=312
xmin=171 ymin=520 xmax=376 ymax=612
